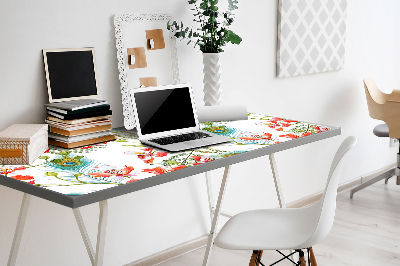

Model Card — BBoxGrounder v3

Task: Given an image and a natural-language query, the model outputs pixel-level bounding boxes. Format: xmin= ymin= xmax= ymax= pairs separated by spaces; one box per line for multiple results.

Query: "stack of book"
xmin=45 ymin=99 xmax=115 ymax=148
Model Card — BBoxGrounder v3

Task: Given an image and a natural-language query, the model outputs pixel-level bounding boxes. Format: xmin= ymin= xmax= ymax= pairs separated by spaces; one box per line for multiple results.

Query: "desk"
xmin=0 ymin=113 xmax=340 ymax=266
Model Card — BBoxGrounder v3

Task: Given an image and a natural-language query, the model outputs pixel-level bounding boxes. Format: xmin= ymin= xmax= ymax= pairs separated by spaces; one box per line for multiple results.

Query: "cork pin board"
xmin=114 ymin=13 xmax=180 ymax=130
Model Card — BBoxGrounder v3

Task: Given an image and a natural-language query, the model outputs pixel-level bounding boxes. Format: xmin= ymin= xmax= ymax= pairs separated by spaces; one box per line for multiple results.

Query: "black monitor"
xmin=43 ymin=48 xmax=99 ymax=103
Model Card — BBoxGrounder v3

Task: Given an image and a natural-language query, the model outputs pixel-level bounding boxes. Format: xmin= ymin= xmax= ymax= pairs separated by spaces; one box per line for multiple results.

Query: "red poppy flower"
xmin=142 ymin=148 xmax=153 ymax=152
xmin=143 ymin=158 xmax=154 ymax=164
xmin=279 ymin=134 xmax=299 ymax=139
xmin=192 ymin=156 xmax=202 ymax=161
xmin=142 ymin=167 xmax=166 ymax=175
xmin=171 ymin=165 xmax=187 ymax=171
xmin=11 ymin=175 xmax=35 ymax=184
xmin=301 ymin=132 xmax=313 ymax=137
xmin=154 ymin=152 xmax=168 ymax=157
xmin=81 ymin=145 xmax=93 ymax=149
xmin=261 ymin=133 xmax=273 ymax=139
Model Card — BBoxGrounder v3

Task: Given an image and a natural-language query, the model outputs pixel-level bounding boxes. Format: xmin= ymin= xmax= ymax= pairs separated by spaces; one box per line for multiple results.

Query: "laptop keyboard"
xmin=149 ymin=132 xmax=211 ymax=145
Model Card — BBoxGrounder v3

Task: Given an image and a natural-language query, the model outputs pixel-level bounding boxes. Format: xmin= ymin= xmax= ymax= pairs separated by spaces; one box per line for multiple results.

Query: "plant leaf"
xmin=226 ymin=30 xmax=242 ymax=44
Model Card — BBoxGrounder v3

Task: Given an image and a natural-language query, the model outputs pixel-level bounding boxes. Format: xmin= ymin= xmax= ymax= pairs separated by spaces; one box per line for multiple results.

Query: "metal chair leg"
xmin=350 ymin=168 xmax=395 ymax=198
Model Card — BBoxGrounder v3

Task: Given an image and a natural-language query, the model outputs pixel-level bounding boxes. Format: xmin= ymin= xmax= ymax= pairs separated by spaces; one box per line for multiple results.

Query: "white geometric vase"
xmin=202 ymin=53 xmax=222 ymax=106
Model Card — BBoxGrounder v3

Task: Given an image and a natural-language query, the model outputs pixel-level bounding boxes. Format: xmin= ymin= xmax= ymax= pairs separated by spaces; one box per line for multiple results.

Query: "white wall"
xmin=1 ymin=0 xmax=400 ymax=265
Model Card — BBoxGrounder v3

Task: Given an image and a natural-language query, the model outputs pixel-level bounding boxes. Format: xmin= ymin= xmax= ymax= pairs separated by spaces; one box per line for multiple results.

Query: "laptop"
xmin=130 ymin=84 xmax=231 ymax=152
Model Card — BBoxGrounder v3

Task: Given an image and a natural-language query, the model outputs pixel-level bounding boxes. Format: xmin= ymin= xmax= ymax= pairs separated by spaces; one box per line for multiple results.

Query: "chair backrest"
xmin=302 ymin=136 xmax=356 ymax=248
xmin=363 ymin=78 xmax=400 ymax=138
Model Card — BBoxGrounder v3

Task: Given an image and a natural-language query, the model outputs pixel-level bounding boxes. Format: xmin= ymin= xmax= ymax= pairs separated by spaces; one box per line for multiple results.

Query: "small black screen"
xmin=135 ymin=87 xmax=196 ymax=135
xmin=45 ymin=50 xmax=97 ymax=100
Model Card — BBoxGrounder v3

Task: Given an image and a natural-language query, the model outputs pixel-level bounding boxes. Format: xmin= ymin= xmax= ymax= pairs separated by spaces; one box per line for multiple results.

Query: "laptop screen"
xmin=134 ymin=86 xmax=196 ymax=135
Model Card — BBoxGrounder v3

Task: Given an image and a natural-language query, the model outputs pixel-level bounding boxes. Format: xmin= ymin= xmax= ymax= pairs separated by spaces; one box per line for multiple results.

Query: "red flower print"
xmin=192 ymin=156 xmax=202 ymax=161
xmin=281 ymin=123 xmax=291 ymax=127
xmin=1 ymin=166 xmax=26 ymax=176
xmin=276 ymin=128 xmax=284 ymax=131
xmin=11 ymin=175 xmax=35 ymax=184
xmin=136 ymin=149 xmax=167 ymax=164
xmin=261 ymin=133 xmax=272 ymax=139
xmin=284 ymin=120 xmax=298 ymax=123
xmin=271 ymin=118 xmax=283 ymax=123
xmin=154 ymin=152 xmax=168 ymax=157
xmin=301 ymin=132 xmax=313 ymax=137
xmin=279 ymin=134 xmax=299 ymax=139
xmin=44 ymin=149 xmax=50 ymax=153
xmin=143 ymin=158 xmax=155 ymax=164
xmin=142 ymin=167 xmax=166 ymax=175
xmin=81 ymin=145 xmax=93 ymax=149
xmin=171 ymin=165 xmax=187 ymax=171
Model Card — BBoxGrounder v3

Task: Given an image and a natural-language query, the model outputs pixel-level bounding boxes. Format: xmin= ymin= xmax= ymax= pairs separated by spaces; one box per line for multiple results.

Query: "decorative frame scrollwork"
xmin=114 ymin=13 xmax=180 ymax=130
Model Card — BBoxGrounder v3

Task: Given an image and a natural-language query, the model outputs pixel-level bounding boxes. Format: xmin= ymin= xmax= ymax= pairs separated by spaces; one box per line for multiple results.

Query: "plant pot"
xmin=202 ymin=53 xmax=222 ymax=106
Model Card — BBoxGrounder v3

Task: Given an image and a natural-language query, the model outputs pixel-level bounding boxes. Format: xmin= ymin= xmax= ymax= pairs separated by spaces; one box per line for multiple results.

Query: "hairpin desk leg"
xmin=8 ymin=193 xmax=31 ymax=266
xmin=269 ymin=153 xmax=293 ymax=261
xmin=73 ymin=200 xmax=108 ymax=266
xmin=95 ymin=200 xmax=108 ymax=266
xmin=205 ymin=171 xmax=215 ymax=222
xmin=269 ymin=153 xmax=286 ymax=208
xmin=74 ymin=208 xmax=95 ymax=265
xmin=202 ymin=166 xmax=231 ymax=266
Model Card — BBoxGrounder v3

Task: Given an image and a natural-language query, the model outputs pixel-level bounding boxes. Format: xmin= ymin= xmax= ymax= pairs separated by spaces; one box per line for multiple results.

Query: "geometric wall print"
xmin=277 ymin=0 xmax=347 ymax=78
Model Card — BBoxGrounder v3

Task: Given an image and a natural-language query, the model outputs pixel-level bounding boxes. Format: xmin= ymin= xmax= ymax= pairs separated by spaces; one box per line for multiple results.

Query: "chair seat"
xmin=373 ymin=123 xmax=389 ymax=137
xmin=214 ymin=203 xmax=320 ymax=251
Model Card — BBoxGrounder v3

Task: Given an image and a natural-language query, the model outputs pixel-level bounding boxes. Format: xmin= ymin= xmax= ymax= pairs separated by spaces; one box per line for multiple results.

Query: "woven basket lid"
xmin=0 ymin=124 xmax=48 ymax=142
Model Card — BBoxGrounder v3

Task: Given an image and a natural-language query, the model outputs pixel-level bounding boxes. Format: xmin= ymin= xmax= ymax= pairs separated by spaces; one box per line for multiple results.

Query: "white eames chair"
xmin=214 ymin=136 xmax=357 ymax=266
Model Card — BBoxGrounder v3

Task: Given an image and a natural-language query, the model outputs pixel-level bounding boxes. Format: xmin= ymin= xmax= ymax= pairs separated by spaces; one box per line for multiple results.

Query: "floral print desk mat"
xmin=0 ymin=114 xmax=330 ymax=196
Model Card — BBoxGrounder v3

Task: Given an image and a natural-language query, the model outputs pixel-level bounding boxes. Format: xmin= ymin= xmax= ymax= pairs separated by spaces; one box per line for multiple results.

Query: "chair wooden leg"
xmin=308 ymin=247 xmax=317 ymax=266
xmin=298 ymin=250 xmax=307 ymax=266
xmin=249 ymin=250 xmax=263 ymax=266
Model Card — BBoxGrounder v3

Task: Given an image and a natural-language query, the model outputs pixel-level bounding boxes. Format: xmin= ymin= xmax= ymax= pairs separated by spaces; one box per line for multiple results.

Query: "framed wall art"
xmin=276 ymin=0 xmax=347 ymax=78
xmin=114 ymin=13 xmax=180 ymax=129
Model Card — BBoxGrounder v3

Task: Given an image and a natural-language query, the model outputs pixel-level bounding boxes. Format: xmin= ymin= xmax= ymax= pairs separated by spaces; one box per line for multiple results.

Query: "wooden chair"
xmin=214 ymin=137 xmax=356 ymax=266
xmin=350 ymin=78 xmax=400 ymax=197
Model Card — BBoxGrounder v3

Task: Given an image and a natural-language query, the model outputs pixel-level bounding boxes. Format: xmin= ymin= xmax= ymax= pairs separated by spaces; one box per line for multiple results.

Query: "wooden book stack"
xmin=45 ymin=99 xmax=115 ymax=148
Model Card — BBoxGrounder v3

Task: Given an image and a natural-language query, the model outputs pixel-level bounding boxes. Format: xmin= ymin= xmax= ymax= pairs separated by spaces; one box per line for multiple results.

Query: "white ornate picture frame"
xmin=114 ymin=14 xmax=180 ymax=130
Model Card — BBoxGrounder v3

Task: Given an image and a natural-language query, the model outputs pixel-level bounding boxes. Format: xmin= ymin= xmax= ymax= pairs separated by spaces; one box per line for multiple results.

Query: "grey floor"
xmin=159 ymin=178 xmax=400 ymax=266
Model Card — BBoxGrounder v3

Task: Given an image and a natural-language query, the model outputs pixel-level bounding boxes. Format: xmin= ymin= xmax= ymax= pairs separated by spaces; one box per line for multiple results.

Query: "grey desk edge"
xmin=0 ymin=126 xmax=341 ymax=209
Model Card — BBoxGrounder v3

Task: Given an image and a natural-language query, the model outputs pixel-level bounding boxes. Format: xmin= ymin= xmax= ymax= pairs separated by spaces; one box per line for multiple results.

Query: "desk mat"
xmin=0 ymin=114 xmax=330 ymax=196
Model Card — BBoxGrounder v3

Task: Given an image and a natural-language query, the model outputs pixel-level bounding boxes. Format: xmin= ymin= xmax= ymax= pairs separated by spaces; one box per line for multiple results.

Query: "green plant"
xmin=167 ymin=0 xmax=242 ymax=53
